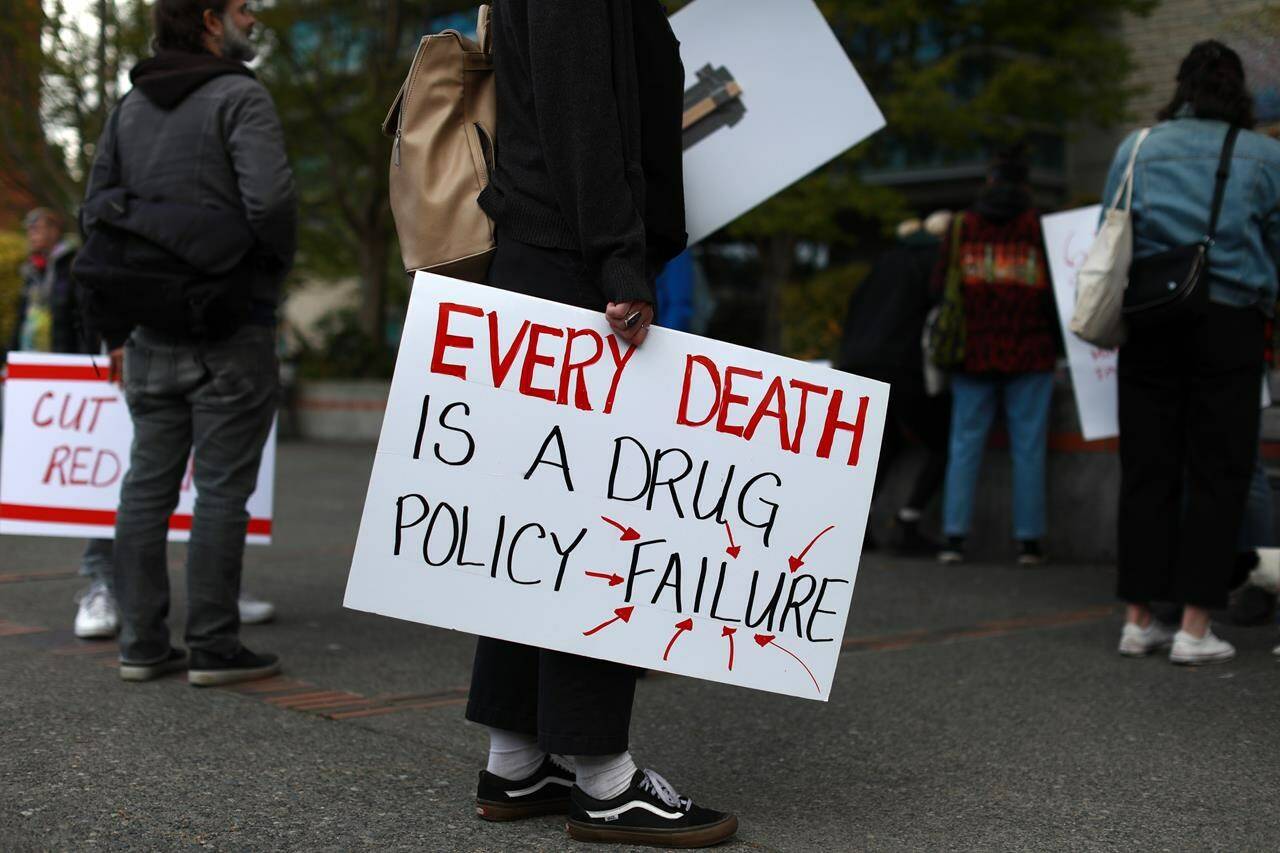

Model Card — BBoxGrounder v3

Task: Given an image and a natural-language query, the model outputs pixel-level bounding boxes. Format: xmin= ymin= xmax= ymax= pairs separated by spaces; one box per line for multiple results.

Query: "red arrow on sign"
xmin=663 ymin=618 xmax=694 ymax=661
xmin=600 ymin=515 xmax=641 ymax=542
xmin=585 ymin=571 xmax=625 ymax=587
xmin=582 ymin=606 xmax=635 ymax=637
xmin=724 ymin=521 xmax=741 ymax=559
xmin=754 ymin=633 xmax=821 ymax=694
xmin=788 ymin=525 xmax=835 ymax=573
xmin=722 ymin=626 xmax=737 ymax=671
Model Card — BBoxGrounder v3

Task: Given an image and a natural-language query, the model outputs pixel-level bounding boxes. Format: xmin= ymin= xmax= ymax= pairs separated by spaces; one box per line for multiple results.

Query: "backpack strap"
xmin=1205 ymin=125 xmax=1240 ymax=246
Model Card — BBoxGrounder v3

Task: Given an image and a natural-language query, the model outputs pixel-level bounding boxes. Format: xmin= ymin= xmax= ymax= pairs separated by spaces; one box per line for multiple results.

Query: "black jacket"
xmin=837 ymin=232 xmax=942 ymax=390
xmin=82 ymin=50 xmax=296 ymax=345
xmin=478 ymin=0 xmax=687 ymax=306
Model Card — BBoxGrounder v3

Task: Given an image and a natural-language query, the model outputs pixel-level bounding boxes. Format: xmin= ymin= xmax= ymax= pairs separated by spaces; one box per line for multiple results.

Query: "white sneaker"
xmin=74 ymin=582 xmax=119 ymax=639
xmin=238 ymin=593 xmax=276 ymax=625
xmin=1118 ymin=621 xmax=1175 ymax=657
xmin=1169 ymin=629 xmax=1235 ymax=665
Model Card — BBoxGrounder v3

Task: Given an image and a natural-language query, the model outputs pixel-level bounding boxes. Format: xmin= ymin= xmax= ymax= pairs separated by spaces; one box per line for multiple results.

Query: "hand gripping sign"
xmin=0 ymin=353 xmax=276 ymax=543
xmin=344 ymin=274 xmax=888 ymax=700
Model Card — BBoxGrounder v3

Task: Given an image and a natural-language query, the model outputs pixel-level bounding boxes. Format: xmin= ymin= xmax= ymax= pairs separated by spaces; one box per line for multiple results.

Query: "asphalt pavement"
xmin=2 ymin=441 xmax=1277 ymax=852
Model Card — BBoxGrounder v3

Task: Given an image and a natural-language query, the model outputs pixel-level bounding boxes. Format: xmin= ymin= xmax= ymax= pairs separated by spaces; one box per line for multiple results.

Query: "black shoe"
xmin=938 ymin=536 xmax=965 ymax=564
xmin=188 ymin=647 xmax=281 ymax=687
xmin=1017 ymin=540 xmax=1046 ymax=566
xmin=1229 ymin=583 xmax=1278 ymax=626
xmin=475 ymin=755 xmax=574 ymax=821
xmin=119 ymin=647 xmax=188 ymax=682
xmin=567 ymin=769 xmax=737 ymax=848
xmin=891 ymin=516 xmax=941 ymax=556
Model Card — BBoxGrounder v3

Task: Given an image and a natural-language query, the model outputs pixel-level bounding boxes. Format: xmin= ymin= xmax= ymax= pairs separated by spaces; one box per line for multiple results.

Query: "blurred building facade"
xmin=1068 ymin=0 xmax=1279 ymax=204
xmin=862 ymin=0 xmax=1278 ymax=215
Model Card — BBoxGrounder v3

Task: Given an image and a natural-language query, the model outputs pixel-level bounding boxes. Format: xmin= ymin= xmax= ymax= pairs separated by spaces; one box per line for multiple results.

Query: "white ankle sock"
xmin=574 ymin=751 xmax=638 ymax=800
xmin=485 ymin=727 xmax=544 ymax=781
xmin=898 ymin=507 xmax=922 ymax=522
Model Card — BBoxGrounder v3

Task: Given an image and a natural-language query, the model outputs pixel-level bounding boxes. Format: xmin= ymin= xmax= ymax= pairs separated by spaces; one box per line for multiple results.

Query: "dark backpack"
xmin=73 ymin=97 xmax=259 ymax=341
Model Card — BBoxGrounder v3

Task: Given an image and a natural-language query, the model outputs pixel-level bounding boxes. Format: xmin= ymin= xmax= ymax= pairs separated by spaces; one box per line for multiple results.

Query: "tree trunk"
xmin=758 ymin=234 xmax=796 ymax=354
xmin=357 ymin=224 xmax=391 ymax=346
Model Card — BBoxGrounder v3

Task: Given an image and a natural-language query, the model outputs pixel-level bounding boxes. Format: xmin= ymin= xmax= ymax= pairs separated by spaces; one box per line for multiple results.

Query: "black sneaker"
xmin=891 ymin=517 xmax=941 ymax=556
xmin=1229 ymin=583 xmax=1277 ymax=626
xmin=475 ymin=755 xmax=574 ymax=821
xmin=1017 ymin=540 xmax=1046 ymax=566
xmin=119 ymin=647 xmax=188 ymax=682
xmin=938 ymin=536 xmax=965 ymax=565
xmin=188 ymin=647 xmax=281 ymax=687
xmin=567 ymin=769 xmax=737 ymax=848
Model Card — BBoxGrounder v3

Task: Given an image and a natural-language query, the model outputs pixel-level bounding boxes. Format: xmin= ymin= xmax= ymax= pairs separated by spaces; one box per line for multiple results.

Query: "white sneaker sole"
xmin=1169 ymin=648 xmax=1235 ymax=665
xmin=119 ymin=656 xmax=188 ymax=682
xmin=74 ymin=622 xmax=119 ymax=640
xmin=188 ymin=660 xmax=281 ymax=687
xmin=1118 ymin=642 xmax=1169 ymax=657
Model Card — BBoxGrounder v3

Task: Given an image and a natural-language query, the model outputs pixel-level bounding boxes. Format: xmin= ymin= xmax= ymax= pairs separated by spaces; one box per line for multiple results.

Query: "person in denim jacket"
xmin=1107 ymin=41 xmax=1280 ymax=665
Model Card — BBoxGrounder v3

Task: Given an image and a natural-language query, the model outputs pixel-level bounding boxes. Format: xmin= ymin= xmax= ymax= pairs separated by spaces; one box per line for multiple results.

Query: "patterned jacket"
xmin=934 ymin=208 xmax=1058 ymax=375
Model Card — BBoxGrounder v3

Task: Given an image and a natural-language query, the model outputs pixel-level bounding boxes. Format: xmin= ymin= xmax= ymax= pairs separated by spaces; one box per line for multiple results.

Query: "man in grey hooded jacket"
xmin=81 ymin=0 xmax=296 ymax=685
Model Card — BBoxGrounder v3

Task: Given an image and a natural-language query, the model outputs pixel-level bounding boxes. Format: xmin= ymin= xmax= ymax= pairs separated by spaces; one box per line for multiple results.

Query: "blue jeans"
xmin=1238 ymin=438 xmax=1275 ymax=550
xmin=113 ymin=325 xmax=278 ymax=663
xmin=79 ymin=539 xmax=115 ymax=590
xmin=943 ymin=372 xmax=1053 ymax=541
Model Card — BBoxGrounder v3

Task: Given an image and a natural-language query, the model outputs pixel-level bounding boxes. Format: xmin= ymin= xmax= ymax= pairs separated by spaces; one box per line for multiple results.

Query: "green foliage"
xmin=781 ymin=262 xmax=866 ymax=361
xmin=255 ymin=1 xmax=476 ymax=340
xmin=0 ymin=1 xmax=150 ymax=217
xmin=734 ymin=0 xmax=1158 ymax=246
xmin=293 ymin=307 xmax=397 ymax=379
xmin=0 ymin=231 xmax=25 ymax=351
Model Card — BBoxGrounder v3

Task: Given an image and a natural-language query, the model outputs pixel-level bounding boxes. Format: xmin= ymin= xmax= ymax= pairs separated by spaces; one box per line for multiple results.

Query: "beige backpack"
xmin=382 ymin=5 xmax=496 ymax=282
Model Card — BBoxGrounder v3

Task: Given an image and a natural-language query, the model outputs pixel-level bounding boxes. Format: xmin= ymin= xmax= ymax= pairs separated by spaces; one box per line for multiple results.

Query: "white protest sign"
xmin=1041 ymin=206 xmax=1119 ymax=441
xmin=673 ymin=0 xmax=885 ymax=243
xmin=1 ymin=353 xmax=276 ymax=543
xmin=344 ymin=274 xmax=888 ymax=701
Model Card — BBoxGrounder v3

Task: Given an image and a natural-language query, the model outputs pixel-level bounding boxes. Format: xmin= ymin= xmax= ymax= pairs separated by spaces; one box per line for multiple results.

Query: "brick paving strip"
xmin=839 ymin=604 xmax=1118 ymax=654
xmin=4 ymin=605 xmax=1118 ymax=719
xmin=0 ymin=569 xmax=81 ymax=585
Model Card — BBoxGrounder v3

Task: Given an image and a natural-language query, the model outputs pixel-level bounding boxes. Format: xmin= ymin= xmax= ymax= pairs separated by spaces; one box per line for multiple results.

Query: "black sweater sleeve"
xmin=525 ymin=2 xmax=652 ymax=306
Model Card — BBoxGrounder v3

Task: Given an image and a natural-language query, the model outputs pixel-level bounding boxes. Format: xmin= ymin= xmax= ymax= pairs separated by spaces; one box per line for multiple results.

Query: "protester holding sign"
xmin=79 ymin=0 xmax=295 ymax=685
xmin=1108 ymin=42 xmax=1280 ymax=665
xmin=10 ymin=208 xmax=119 ymax=639
xmin=461 ymin=1 xmax=736 ymax=846
xmin=933 ymin=146 xmax=1058 ymax=567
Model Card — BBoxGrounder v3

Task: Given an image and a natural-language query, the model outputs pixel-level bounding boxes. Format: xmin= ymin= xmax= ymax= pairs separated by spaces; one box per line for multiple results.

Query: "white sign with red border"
xmin=1 ymin=352 xmax=275 ymax=543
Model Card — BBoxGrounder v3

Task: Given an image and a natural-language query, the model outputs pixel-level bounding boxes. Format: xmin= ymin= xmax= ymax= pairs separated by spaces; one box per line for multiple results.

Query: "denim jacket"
xmin=1101 ymin=118 xmax=1280 ymax=310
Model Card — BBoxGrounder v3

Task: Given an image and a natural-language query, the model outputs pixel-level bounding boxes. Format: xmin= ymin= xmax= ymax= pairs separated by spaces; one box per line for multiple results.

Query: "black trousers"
xmin=1117 ymin=302 xmax=1264 ymax=609
xmin=463 ymin=234 xmax=638 ymax=755
xmin=867 ymin=378 xmax=951 ymax=511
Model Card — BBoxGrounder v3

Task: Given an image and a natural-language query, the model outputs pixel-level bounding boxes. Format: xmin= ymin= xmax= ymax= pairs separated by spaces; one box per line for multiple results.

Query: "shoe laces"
xmin=77 ymin=583 xmax=114 ymax=616
xmin=549 ymin=754 xmax=574 ymax=775
xmin=639 ymin=769 xmax=691 ymax=811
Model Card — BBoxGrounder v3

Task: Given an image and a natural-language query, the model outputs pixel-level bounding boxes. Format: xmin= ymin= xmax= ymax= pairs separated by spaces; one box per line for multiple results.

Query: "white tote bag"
xmin=1070 ymin=128 xmax=1151 ymax=349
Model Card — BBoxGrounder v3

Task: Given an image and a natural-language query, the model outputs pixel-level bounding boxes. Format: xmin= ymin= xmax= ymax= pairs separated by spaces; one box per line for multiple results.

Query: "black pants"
xmin=868 ymin=379 xmax=951 ymax=511
xmin=464 ymin=234 xmax=638 ymax=755
xmin=1117 ymin=303 xmax=1263 ymax=609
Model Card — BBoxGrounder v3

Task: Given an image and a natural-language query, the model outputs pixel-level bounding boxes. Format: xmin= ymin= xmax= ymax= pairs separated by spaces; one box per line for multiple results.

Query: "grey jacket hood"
xmin=130 ymin=50 xmax=254 ymax=110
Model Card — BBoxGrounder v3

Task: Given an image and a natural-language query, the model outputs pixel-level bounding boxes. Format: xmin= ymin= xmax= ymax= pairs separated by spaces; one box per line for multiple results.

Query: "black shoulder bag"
xmin=1122 ymin=125 xmax=1240 ymax=327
